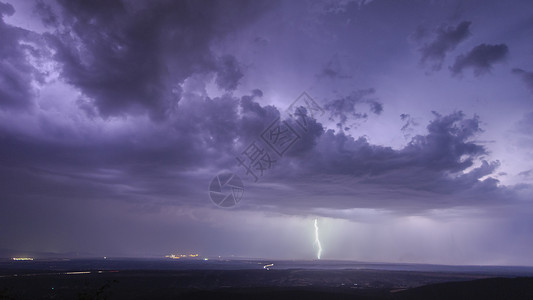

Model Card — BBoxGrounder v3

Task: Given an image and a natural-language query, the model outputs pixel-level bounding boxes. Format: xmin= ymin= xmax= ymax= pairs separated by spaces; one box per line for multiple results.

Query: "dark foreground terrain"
xmin=1 ymin=270 xmax=532 ymax=300
xmin=1 ymin=260 xmax=532 ymax=299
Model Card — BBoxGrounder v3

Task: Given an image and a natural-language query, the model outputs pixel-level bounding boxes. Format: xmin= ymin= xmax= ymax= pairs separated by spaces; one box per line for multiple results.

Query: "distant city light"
xmin=165 ymin=253 xmax=199 ymax=259
xmin=12 ymin=257 xmax=34 ymax=261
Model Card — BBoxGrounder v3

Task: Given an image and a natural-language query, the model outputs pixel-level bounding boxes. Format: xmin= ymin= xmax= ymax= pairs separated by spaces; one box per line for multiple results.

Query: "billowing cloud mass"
xmin=258 ymin=111 xmax=507 ymax=213
xmin=1 ymin=0 xmax=533 ymax=264
xmin=42 ymin=0 xmax=263 ymax=119
xmin=0 ymin=2 xmax=44 ymax=110
xmin=450 ymin=44 xmax=509 ymax=76
xmin=215 ymin=55 xmax=244 ymax=91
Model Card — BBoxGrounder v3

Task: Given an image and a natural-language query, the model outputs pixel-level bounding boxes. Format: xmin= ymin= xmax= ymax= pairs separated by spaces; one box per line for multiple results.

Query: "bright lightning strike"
xmin=314 ymin=218 xmax=322 ymax=260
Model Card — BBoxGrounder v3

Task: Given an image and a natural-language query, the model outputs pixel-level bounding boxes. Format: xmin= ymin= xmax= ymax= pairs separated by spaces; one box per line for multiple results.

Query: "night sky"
xmin=1 ymin=0 xmax=533 ymax=265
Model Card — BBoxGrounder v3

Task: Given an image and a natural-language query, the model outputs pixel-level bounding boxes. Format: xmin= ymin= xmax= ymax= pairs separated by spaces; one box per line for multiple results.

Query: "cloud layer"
xmin=0 ymin=0 xmax=532 ymax=262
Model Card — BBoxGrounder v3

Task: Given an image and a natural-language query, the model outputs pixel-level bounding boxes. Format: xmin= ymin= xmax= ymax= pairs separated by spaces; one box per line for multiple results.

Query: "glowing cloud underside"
xmin=314 ymin=218 xmax=322 ymax=260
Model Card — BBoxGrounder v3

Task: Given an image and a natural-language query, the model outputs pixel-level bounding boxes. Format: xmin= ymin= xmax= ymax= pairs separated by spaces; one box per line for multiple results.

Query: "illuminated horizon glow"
xmin=314 ymin=218 xmax=322 ymax=260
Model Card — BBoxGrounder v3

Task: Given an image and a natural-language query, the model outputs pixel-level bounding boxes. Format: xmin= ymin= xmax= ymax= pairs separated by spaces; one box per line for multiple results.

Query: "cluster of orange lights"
xmin=165 ymin=253 xmax=199 ymax=259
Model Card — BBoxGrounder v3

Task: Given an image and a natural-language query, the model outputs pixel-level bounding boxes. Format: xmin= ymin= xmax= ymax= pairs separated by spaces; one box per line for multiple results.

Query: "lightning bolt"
xmin=314 ymin=218 xmax=322 ymax=260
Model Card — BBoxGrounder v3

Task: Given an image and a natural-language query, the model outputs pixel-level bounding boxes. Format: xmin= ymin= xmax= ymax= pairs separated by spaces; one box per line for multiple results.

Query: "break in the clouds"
xmin=1 ymin=0 xmax=533 ymax=264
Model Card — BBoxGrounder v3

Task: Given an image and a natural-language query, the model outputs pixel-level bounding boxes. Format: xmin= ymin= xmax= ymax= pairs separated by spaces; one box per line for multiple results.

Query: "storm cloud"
xmin=42 ymin=0 xmax=267 ymax=119
xmin=1 ymin=0 xmax=532 ymax=263
xmin=0 ymin=2 xmax=44 ymax=110
xmin=266 ymin=111 xmax=504 ymax=211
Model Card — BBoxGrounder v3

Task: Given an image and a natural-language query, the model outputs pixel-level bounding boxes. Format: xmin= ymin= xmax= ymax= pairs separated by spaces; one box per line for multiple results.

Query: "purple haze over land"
xmin=1 ymin=0 xmax=533 ymax=265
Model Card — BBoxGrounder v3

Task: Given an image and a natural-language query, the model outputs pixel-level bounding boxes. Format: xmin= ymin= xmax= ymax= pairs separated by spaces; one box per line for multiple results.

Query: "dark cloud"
xmin=310 ymin=111 xmax=485 ymax=177
xmin=41 ymin=0 xmax=268 ymax=120
xmin=256 ymin=111 xmax=508 ymax=212
xmin=369 ymin=101 xmax=383 ymax=114
xmin=0 ymin=88 xmax=285 ymax=203
xmin=238 ymin=91 xmax=280 ymax=141
xmin=450 ymin=44 xmax=509 ymax=76
xmin=215 ymin=55 xmax=243 ymax=91
xmin=0 ymin=1 xmax=14 ymax=16
xmin=0 ymin=2 xmax=43 ymax=110
xmin=285 ymin=109 xmax=325 ymax=156
xmin=512 ymin=68 xmax=533 ymax=93
xmin=324 ymin=89 xmax=383 ymax=131
xmin=0 ymin=78 xmax=503 ymax=214
xmin=419 ymin=21 xmax=471 ymax=71
xmin=34 ymin=0 xmax=59 ymax=27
